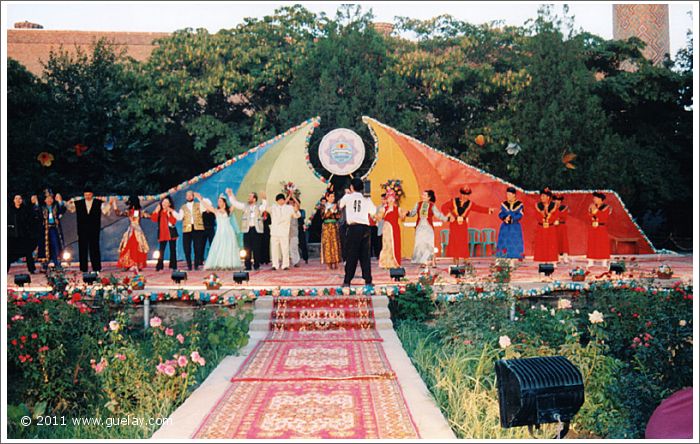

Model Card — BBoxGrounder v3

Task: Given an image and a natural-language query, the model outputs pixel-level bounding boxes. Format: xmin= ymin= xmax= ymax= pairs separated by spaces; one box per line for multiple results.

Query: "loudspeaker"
xmin=389 ymin=267 xmax=405 ymax=281
xmin=538 ymin=263 xmax=555 ymax=276
xmin=233 ymin=271 xmax=250 ymax=284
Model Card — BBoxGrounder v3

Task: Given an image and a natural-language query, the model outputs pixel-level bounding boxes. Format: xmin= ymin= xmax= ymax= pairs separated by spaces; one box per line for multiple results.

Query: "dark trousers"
xmin=339 ymin=223 xmax=348 ymax=261
xmin=370 ymin=226 xmax=381 ymax=258
xmin=203 ymin=227 xmax=215 ymax=254
xmin=182 ymin=230 xmax=205 ymax=269
xmin=78 ymin=231 xmax=101 ymax=272
xmin=8 ymin=238 xmax=36 ymax=273
xmin=243 ymin=230 xmax=262 ymax=270
xmin=343 ymin=225 xmax=372 ymax=286
xmin=156 ymin=240 xmax=178 ymax=271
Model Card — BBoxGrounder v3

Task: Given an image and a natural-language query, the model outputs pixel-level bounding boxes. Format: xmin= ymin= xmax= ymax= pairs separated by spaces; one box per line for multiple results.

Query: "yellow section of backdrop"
xmin=365 ymin=120 xmax=420 ymax=259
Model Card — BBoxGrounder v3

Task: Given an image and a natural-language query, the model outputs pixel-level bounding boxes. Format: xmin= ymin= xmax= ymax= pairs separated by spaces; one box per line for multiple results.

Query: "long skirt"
xmin=118 ymin=227 xmax=148 ymax=270
xmin=445 ymin=221 xmax=469 ymax=258
xmin=321 ymin=223 xmax=342 ymax=265
xmin=496 ymin=222 xmax=524 ymax=259
xmin=557 ymin=224 xmax=570 ymax=255
xmin=533 ymin=225 xmax=558 ymax=262
xmin=379 ymin=222 xmax=400 ymax=268
xmin=411 ymin=220 xmax=435 ymax=265
xmin=587 ymin=226 xmax=610 ymax=259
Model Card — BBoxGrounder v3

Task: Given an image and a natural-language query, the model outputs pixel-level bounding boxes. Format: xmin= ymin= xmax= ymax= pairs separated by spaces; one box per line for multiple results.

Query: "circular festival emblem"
xmin=318 ymin=128 xmax=365 ymax=176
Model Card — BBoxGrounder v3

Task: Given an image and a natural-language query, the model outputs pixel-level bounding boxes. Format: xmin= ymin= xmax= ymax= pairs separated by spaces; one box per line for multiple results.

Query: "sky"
xmin=3 ymin=1 xmax=696 ymax=56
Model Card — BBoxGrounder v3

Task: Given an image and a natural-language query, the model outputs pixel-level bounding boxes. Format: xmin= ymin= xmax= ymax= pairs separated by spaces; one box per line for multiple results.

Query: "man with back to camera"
xmin=339 ymin=178 xmax=376 ymax=287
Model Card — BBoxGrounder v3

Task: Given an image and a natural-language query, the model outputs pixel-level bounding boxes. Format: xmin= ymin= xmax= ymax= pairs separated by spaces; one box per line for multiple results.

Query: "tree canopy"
xmin=6 ymin=5 xmax=694 ymax=242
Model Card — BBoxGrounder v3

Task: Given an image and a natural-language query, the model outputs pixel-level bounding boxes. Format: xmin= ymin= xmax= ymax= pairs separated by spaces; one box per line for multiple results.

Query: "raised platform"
xmin=7 ymin=254 xmax=693 ymax=295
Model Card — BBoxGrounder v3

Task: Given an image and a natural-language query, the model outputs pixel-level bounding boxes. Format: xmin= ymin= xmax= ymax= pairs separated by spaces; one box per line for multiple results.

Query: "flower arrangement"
xmin=280 ymin=181 xmax=301 ymax=200
xmin=130 ymin=274 xmax=146 ymax=290
xmin=569 ymin=267 xmax=589 ymax=282
xmin=657 ymin=264 xmax=673 ymax=279
xmin=204 ymin=273 xmax=222 ymax=290
xmin=489 ymin=257 xmax=516 ymax=283
xmin=381 ymin=179 xmax=404 ymax=201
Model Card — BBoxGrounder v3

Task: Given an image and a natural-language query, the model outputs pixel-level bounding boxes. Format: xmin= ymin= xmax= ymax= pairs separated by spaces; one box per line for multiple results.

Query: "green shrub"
xmin=388 ymin=283 xmax=436 ymax=323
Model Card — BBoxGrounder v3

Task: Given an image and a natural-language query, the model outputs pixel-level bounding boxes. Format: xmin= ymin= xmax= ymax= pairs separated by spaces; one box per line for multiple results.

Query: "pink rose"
xmin=109 ymin=320 xmax=120 ymax=331
xmin=190 ymin=351 xmax=201 ymax=362
xmin=150 ymin=317 xmax=162 ymax=328
xmin=177 ymin=355 xmax=188 ymax=367
xmin=176 ymin=334 xmax=185 ymax=344
xmin=164 ymin=365 xmax=176 ymax=377
xmin=165 ymin=328 xmax=174 ymax=336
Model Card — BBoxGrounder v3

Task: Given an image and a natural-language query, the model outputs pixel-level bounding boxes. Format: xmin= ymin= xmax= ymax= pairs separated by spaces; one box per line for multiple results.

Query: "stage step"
xmin=254 ymin=295 xmax=389 ymax=310
xmin=248 ymin=317 xmax=393 ymax=332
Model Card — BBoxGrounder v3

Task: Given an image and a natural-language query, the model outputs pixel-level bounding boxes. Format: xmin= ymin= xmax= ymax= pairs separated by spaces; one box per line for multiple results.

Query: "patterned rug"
xmin=193 ymin=296 xmax=419 ymax=439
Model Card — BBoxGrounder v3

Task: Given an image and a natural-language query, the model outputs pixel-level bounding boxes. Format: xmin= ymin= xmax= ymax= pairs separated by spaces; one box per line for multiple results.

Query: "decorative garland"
xmin=65 ymin=117 xmax=322 ymax=204
xmin=361 ymin=116 xmax=657 ymax=253
xmin=435 ymin=279 xmax=691 ymax=302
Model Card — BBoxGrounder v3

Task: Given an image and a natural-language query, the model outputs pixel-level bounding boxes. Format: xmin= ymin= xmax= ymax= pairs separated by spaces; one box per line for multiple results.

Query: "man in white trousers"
xmin=269 ymin=193 xmax=301 ymax=270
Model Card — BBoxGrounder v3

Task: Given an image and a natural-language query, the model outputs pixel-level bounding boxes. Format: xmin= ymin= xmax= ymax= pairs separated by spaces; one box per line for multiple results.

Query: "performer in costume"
xmin=8 ymin=194 xmax=37 ymax=273
xmin=553 ymin=195 xmax=570 ymax=263
xmin=175 ymin=191 xmax=211 ymax=271
xmin=377 ymin=189 xmax=404 ymax=269
xmin=65 ymin=185 xmax=113 ymax=272
xmin=443 ymin=186 xmax=494 ymax=263
xmin=587 ymin=191 xmax=612 ymax=268
xmin=289 ymin=196 xmax=302 ymax=267
xmin=197 ymin=191 xmax=242 ymax=270
xmin=496 ymin=186 xmax=524 ymax=259
xmin=533 ymin=188 xmax=559 ymax=264
xmin=339 ymin=178 xmax=376 ymax=286
xmin=406 ymin=190 xmax=448 ymax=266
xmin=113 ymin=195 xmax=149 ymax=272
xmin=320 ymin=190 xmax=342 ymax=270
xmin=227 ymin=189 xmax=267 ymax=270
xmin=150 ymin=195 xmax=179 ymax=271
xmin=39 ymin=191 xmax=67 ymax=270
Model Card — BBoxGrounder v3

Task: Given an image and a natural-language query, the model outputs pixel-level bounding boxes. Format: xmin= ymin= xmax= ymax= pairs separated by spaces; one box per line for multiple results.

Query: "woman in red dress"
xmin=114 ymin=195 xmax=149 ymax=272
xmin=443 ymin=186 xmax=493 ymax=264
xmin=587 ymin=192 xmax=612 ymax=268
xmin=553 ymin=195 xmax=570 ymax=263
xmin=533 ymin=188 xmax=559 ymax=264
xmin=377 ymin=189 xmax=405 ymax=268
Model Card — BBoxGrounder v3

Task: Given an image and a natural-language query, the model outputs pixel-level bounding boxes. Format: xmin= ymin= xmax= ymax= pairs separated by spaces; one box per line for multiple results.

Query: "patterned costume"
xmin=408 ymin=201 xmax=448 ymax=265
xmin=38 ymin=202 xmax=66 ymax=267
xmin=320 ymin=203 xmax=342 ymax=266
xmin=116 ymin=208 xmax=149 ymax=270
xmin=496 ymin=200 xmax=524 ymax=259
xmin=378 ymin=203 xmax=402 ymax=268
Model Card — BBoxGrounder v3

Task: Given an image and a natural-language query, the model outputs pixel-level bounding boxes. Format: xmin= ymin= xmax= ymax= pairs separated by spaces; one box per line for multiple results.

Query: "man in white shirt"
xmin=227 ymin=189 xmax=267 ymax=270
xmin=174 ymin=190 xmax=211 ymax=270
xmin=65 ymin=185 xmax=113 ymax=272
xmin=269 ymin=193 xmax=301 ymax=270
xmin=339 ymin=178 xmax=377 ymax=286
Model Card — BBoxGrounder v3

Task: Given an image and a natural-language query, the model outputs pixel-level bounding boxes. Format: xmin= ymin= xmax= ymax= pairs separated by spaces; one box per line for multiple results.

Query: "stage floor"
xmin=7 ymin=254 xmax=694 ymax=291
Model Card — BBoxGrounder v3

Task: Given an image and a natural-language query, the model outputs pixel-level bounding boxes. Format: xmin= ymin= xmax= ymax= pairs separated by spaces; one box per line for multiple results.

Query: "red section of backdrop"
xmin=392 ymin=131 xmax=653 ymax=256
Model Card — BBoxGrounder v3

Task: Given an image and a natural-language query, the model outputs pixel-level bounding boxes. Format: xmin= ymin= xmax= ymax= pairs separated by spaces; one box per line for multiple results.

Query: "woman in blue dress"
xmin=195 ymin=191 xmax=242 ymax=270
xmin=496 ymin=187 xmax=524 ymax=259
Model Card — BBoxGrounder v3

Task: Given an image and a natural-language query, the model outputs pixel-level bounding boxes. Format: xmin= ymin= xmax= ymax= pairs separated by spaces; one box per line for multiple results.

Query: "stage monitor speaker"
xmin=233 ymin=271 xmax=250 ymax=284
xmin=389 ymin=267 xmax=405 ymax=282
xmin=449 ymin=266 xmax=465 ymax=277
xmin=171 ymin=270 xmax=188 ymax=284
xmin=83 ymin=272 xmax=99 ymax=285
xmin=14 ymin=274 xmax=31 ymax=287
xmin=609 ymin=262 xmax=625 ymax=275
xmin=538 ymin=263 xmax=555 ymax=276
xmin=496 ymin=356 xmax=584 ymax=437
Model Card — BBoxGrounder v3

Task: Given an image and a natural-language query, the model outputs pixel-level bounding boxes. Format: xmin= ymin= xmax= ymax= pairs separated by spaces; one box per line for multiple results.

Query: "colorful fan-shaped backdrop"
xmin=363 ymin=116 xmax=655 ymax=258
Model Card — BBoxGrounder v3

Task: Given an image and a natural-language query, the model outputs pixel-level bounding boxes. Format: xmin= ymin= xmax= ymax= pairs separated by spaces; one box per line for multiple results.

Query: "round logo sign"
xmin=318 ymin=128 xmax=365 ymax=176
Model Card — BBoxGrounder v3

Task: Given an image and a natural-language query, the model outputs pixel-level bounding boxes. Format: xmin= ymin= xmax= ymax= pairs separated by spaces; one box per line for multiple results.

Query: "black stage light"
xmin=171 ymin=270 xmax=188 ymax=285
xmin=233 ymin=271 xmax=250 ymax=284
xmin=609 ymin=262 xmax=625 ymax=275
xmin=449 ymin=266 xmax=465 ymax=278
xmin=14 ymin=274 xmax=31 ymax=287
xmin=83 ymin=272 xmax=99 ymax=285
xmin=496 ymin=356 xmax=584 ymax=439
xmin=389 ymin=267 xmax=405 ymax=282
xmin=538 ymin=263 xmax=555 ymax=277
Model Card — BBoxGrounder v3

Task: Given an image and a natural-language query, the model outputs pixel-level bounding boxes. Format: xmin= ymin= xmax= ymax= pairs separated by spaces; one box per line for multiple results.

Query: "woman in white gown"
xmin=406 ymin=190 xmax=448 ymax=266
xmin=195 ymin=191 xmax=242 ymax=270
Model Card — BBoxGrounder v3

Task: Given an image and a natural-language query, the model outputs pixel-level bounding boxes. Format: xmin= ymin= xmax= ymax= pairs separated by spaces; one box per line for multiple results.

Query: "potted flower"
xmin=569 ymin=267 xmax=588 ymax=282
xmin=130 ymin=274 xmax=146 ymax=290
xmin=657 ymin=264 xmax=673 ymax=279
xmin=204 ymin=273 xmax=222 ymax=290
xmin=489 ymin=257 xmax=514 ymax=284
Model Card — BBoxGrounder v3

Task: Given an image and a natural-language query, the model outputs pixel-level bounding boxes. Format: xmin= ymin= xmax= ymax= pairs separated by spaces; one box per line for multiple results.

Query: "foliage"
xmin=388 ymin=283 xmax=436 ymax=323
xmin=7 ymin=290 xmax=252 ymax=439
xmin=403 ymin=282 xmax=693 ymax=438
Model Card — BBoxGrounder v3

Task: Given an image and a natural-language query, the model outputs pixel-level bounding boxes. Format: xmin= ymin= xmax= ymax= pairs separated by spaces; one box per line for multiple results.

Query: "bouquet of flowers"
xmin=569 ymin=267 xmax=589 ymax=281
xmin=204 ymin=273 xmax=222 ymax=290
xmin=280 ymin=181 xmax=301 ymax=200
xmin=381 ymin=179 xmax=404 ymax=201
xmin=657 ymin=264 xmax=673 ymax=279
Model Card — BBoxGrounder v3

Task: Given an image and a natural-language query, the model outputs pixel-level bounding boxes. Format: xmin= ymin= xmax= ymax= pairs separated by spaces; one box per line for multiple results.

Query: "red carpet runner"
xmin=193 ymin=295 xmax=419 ymax=439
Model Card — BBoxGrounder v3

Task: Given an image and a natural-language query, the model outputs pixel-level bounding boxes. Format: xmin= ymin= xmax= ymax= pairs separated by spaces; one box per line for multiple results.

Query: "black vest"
xmin=75 ymin=199 xmax=104 ymax=234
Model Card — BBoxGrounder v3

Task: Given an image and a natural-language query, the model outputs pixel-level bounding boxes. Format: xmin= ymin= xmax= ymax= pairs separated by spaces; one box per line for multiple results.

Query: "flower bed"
xmin=394 ymin=280 xmax=693 ymax=439
xmin=6 ymin=290 xmax=252 ymax=439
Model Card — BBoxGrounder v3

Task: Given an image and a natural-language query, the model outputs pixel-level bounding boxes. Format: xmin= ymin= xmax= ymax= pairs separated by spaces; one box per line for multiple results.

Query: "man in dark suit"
xmin=66 ymin=186 xmax=112 ymax=272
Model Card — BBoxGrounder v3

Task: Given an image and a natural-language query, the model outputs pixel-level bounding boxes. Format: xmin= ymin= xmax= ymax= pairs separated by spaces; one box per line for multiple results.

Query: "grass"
xmin=396 ymin=321 xmax=561 ymax=439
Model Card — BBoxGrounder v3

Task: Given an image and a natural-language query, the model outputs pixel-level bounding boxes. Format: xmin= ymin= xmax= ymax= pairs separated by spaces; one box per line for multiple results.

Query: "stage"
xmin=7 ymin=254 xmax=694 ymax=294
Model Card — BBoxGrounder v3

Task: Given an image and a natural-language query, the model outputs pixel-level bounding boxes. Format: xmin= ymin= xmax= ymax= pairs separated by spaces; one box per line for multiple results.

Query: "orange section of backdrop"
xmin=364 ymin=117 xmax=654 ymax=257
